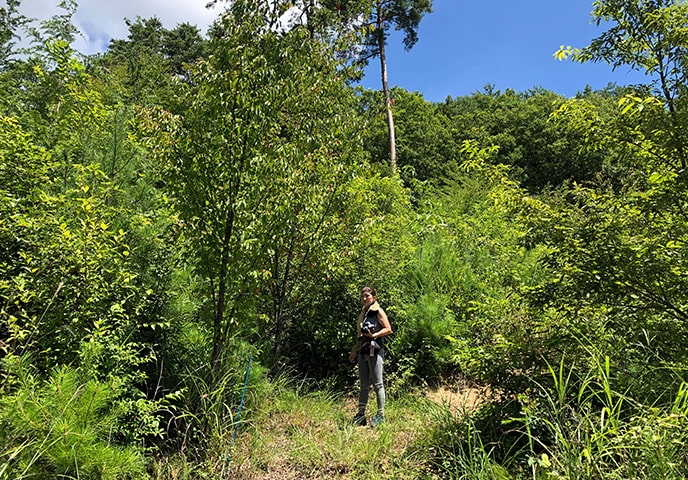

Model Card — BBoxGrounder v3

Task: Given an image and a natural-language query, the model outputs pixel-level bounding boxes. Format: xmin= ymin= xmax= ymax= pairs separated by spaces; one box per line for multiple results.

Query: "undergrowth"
xmin=200 ymin=360 xmax=688 ymax=480
xmin=223 ymin=378 xmax=440 ymax=480
xmin=6 ymin=356 xmax=686 ymax=479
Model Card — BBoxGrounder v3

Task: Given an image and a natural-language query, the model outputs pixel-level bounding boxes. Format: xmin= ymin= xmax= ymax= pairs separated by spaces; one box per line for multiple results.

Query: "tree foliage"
xmin=140 ymin=0 xmax=365 ymax=376
xmin=557 ymin=0 xmax=688 ymax=168
xmin=4 ymin=0 xmax=688 ymax=476
xmin=520 ymin=0 xmax=688 ymax=405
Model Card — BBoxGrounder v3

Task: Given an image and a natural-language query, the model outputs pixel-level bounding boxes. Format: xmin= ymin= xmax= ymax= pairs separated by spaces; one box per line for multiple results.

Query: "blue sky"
xmin=359 ymin=0 xmax=651 ymax=102
xmin=20 ymin=0 xmax=651 ymax=102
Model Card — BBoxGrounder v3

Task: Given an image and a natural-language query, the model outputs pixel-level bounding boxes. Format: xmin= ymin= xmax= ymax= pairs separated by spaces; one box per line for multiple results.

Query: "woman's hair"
xmin=361 ymin=286 xmax=377 ymax=298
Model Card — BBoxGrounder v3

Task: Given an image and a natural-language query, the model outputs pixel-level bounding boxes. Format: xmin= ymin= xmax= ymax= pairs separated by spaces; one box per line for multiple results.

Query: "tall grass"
xmin=151 ymin=340 xmax=269 ymax=479
xmin=520 ymin=354 xmax=688 ymax=479
xmin=410 ymin=351 xmax=688 ymax=480
xmin=419 ymin=401 xmax=514 ymax=480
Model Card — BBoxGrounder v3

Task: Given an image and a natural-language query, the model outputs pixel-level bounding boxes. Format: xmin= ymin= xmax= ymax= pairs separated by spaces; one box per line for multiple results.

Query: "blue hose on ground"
xmin=226 ymin=343 xmax=253 ymax=474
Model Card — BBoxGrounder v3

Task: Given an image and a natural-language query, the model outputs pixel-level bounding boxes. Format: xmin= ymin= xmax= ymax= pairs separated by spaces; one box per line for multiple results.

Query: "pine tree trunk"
xmin=376 ymin=5 xmax=397 ymax=174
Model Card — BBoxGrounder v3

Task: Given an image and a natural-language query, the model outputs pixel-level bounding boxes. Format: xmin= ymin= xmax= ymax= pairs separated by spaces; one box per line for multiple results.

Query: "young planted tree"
xmin=142 ymin=0 xmax=363 ymax=377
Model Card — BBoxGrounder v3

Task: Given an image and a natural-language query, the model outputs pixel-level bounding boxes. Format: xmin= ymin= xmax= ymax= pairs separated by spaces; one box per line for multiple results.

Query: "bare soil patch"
xmin=425 ymin=383 xmax=489 ymax=414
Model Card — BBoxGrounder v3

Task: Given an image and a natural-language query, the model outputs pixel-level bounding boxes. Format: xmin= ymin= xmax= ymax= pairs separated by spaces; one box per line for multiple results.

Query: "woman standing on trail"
xmin=349 ymin=286 xmax=392 ymax=427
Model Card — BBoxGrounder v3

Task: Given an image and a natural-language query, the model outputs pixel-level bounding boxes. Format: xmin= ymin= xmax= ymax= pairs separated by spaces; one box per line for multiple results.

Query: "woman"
xmin=349 ymin=286 xmax=392 ymax=427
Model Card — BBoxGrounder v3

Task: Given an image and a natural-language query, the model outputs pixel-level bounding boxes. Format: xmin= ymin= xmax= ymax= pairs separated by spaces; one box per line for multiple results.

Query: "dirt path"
xmin=425 ymin=383 xmax=489 ymax=413
xmin=226 ymin=384 xmax=489 ymax=479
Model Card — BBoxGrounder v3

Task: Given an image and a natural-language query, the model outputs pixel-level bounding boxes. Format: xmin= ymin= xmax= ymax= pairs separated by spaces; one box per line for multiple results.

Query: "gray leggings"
xmin=357 ymin=351 xmax=386 ymax=416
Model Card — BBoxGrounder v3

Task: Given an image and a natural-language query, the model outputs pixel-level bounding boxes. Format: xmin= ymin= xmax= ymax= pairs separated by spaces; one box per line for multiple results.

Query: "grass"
xmin=5 ymin=365 xmax=685 ymax=480
xmin=149 ymin=371 xmax=461 ymax=479
xmin=226 ymin=383 xmax=440 ymax=480
xmin=150 ymin=358 xmax=688 ymax=480
xmin=517 ymin=356 xmax=688 ymax=480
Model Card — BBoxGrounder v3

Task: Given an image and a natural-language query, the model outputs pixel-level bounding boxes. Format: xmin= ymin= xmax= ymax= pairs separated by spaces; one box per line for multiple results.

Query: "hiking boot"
xmin=352 ymin=413 xmax=367 ymax=426
xmin=370 ymin=414 xmax=384 ymax=427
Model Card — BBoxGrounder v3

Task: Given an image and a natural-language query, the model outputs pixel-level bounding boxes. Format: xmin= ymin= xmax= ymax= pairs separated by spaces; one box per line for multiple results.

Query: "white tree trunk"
xmin=377 ymin=4 xmax=397 ymax=174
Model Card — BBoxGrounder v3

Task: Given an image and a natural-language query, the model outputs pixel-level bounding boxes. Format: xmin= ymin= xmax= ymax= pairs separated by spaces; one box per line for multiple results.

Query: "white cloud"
xmin=276 ymin=5 xmax=305 ymax=33
xmin=19 ymin=0 xmax=222 ymax=54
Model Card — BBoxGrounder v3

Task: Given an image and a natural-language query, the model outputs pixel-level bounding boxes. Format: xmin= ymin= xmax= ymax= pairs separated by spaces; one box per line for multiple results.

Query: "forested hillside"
xmin=2 ymin=0 xmax=688 ymax=478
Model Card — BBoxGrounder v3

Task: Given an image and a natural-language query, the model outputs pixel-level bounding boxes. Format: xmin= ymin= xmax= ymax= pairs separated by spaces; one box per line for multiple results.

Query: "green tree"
xmin=529 ymin=0 xmax=688 ymax=402
xmin=98 ymin=17 xmax=206 ymax=108
xmin=364 ymin=0 xmax=433 ymax=173
xmin=252 ymin=55 xmax=364 ymax=365
xmin=262 ymin=1 xmax=433 ymax=173
xmin=141 ymin=0 xmax=363 ymax=376
xmin=0 ymin=0 xmax=27 ymax=67
xmin=438 ymin=87 xmax=613 ymax=193
xmin=557 ymin=0 xmax=688 ymax=169
xmin=360 ymin=87 xmax=457 ymax=185
xmin=107 ymin=17 xmax=206 ymax=82
xmin=161 ymin=22 xmax=206 ymax=79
